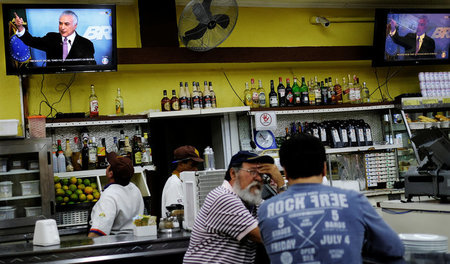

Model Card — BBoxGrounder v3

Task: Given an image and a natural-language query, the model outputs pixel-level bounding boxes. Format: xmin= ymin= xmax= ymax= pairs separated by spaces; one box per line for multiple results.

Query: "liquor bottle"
xmin=123 ymin=136 xmax=133 ymax=159
xmin=110 ymin=137 xmax=119 ymax=154
xmin=97 ymin=138 xmax=107 ymax=169
xmin=203 ymin=81 xmax=212 ymax=109
xmin=81 ymin=139 xmax=89 ymax=170
xmin=52 ymin=151 xmax=58 ymax=173
xmin=115 ymin=88 xmax=124 ymax=115
xmin=133 ymin=136 xmax=142 ymax=166
xmin=88 ymin=138 xmax=97 ymax=170
xmin=161 ymin=90 xmax=171 ymax=111
xmin=320 ymin=81 xmax=328 ymax=105
xmin=342 ymin=76 xmax=350 ymax=104
xmin=361 ymin=81 xmax=370 ymax=103
xmin=334 ymin=78 xmax=343 ymax=104
xmin=308 ymin=78 xmax=316 ymax=105
xmin=118 ymin=130 xmax=125 ymax=153
xmin=244 ymin=82 xmax=252 ymax=107
xmin=299 ymin=76 xmax=309 ymax=106
xmin=257 ymin=79 xmax=267 ymax=108
xmin=284 ymin=127 xmax=291 ymax=141
xmin=354 ymin=77 xmax=362 ymax=104
xmin=179 ymin=82 xmax=189 ymax=111
xmin=141 ymin=132 xmax=153 ymax=166
xmin=89 ymin=84 xmax=99 ymax=117
xmin=285 ymin=78 xmax=294 ymax=107
xmin=196 ymin=82 xmax=203 ymax=108
xmin=328 ymin=77 xmax=335 ymax=104
xmin=185 ymin=82 xmax=192 ymax=109
xmin=292 ymin=77 xmax=301 ymax=106
xmin=250 ymin=78 xmax=259 ymax=108
xmin=348 ymin=74 xmax=356 ymax=104
xmin=57 ymin=148 xmax=66 ymax=173
xmin=209 ymin=82 xmax=217 ymax=108
xmin=64 ymin=139 xmax=73 ymax=166
xmin=314 ymin=78 xmax=321 ymax=105
xmin=170 ymin=89 xmax=180 ymax=111
xmin=192 ymin=82 xmax=201 ymax=109
xmin=277 ymin=77 xmax=286 ymax=107
xmin=72 ymin=137 xmax=82 ymax=171
xmin=269 ymin=80 xmax=278 ymax=107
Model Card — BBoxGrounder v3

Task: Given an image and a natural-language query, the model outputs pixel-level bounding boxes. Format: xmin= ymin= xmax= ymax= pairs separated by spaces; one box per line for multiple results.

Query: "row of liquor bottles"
xmin=161 ymin=81 xmax=217 ymax=111
xmin=88 ymin=84 xmax=126 ymax=117
xmin=245 ymin=75 xmax=371 ymax=108
xmin=284 ymin=119 xmax=373 ymax=148
xmin=52 ymin=127 xmax=152 ymax=173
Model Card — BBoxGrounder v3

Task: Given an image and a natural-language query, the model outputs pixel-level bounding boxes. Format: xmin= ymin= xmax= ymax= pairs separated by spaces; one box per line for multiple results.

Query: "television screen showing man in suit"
xmin=385 ymin=13 xmax=450 ymax=61
xmin=4 ymin=6 xmax=115 ymax=74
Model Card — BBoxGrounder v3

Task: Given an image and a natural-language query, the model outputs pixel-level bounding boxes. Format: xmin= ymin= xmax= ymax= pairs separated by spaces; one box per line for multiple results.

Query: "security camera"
xmin=310 ymin=16 xmax=330 ymax=28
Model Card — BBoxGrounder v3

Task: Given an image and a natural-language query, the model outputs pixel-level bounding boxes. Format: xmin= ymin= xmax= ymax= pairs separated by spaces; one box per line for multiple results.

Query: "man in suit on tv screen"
xmin=14 ymin=10 xmax=96 ymax=67
xmin=388 ymin=15 xmax=436 ymax=59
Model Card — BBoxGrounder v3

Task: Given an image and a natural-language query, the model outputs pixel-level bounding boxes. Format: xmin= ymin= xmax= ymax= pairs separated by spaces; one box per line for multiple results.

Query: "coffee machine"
xmin=404 ymin=128 xmax=450 ymax=202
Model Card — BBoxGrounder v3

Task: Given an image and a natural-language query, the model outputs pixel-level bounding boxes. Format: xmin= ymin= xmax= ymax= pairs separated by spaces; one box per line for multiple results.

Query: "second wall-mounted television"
xmin=3 ymin=4 xmax=117 ymax=75
xmin=373 ymin=9 xmax=450 ymax=67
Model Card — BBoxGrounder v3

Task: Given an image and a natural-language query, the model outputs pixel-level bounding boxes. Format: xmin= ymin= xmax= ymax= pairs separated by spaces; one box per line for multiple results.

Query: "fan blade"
xmin=183 ymin=23 xmax=208 ymax=43
xmin=213 ymin=14 xmax=230 ymax=29
xmin=192 ymin=1 xmax=212 ymax=24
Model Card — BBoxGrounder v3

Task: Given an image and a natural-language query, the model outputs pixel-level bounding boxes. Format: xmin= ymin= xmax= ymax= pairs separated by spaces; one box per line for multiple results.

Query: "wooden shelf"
xmin=117 ymin=46 xmax=373 ymax=64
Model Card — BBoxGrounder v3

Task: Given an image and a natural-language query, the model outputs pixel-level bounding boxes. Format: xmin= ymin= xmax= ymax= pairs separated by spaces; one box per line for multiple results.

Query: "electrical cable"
xmin=38 ymin=74 xmax=57 ymax=117
xmin=222 ymin=70 xmax=245 ymax=105
xmin=370 ymin=67 xmax=403 ymax=100
xmin=51 ymin=73 xmax=76 ymax=114
xmin=373 ymin=67 xmax=385 ymax=101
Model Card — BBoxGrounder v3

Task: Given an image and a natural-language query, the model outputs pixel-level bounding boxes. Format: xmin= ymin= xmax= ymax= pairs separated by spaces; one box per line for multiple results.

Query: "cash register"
xmin=404 ymin=128 xmax=450 ymax=202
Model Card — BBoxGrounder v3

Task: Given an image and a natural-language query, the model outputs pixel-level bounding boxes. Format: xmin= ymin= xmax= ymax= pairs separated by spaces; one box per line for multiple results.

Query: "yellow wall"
xmin=1 ymin=5 xmax=448 ymax=136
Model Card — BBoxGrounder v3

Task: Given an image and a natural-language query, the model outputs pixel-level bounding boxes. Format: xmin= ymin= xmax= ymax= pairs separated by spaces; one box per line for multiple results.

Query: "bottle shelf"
xmin=45 ymin=115 xmax=148 ymax=128
xmin=0 ymin=194 xmax=41 ymax=201
xmin=54 ymin=165 xmax=155 ymax=178
xmin=325 ymin=143 xmax=402 ymax=154
xmin=398 ymin=97 xmax=450 ymax=111
xmin=249 ymin=102 xmax=394 ymax=115
xmin=0 ymin=169 xmax=40 ymax=176
xmin=148 ymin=106 xmax=250 ymax=118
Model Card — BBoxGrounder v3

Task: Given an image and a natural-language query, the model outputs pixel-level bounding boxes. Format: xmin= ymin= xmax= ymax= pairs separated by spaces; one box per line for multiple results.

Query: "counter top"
xmin=379 ymin=199 xmax=450 ymax=212
xmin=0 ymin=231 xmax=191 ymax=264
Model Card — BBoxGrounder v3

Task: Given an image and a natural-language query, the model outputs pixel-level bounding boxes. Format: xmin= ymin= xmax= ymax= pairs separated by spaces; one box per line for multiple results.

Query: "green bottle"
xmin=299 ymin=76 xmax=309 ymax=106
xmin=292 ymin=77 xmax=301 ymax=106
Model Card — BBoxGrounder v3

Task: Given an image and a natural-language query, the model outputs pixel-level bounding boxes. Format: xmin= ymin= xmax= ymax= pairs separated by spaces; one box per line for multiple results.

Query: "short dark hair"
xmin=225 ymin=165 xmax=242 ymax=181
xmin=279 ymin=133 xmax=326 ymax=179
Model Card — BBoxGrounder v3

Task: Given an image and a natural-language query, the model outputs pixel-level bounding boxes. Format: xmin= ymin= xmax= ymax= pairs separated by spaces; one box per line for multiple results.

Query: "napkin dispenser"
xmin=33 ymin=219 xmax=60 ymax=246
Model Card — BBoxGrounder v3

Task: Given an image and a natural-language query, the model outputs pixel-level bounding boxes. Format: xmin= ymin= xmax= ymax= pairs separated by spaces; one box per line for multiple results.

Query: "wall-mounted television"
xmin=3 ymin=4 xmax=117 ymax=75
xmin=372 ymin=9 xmax=450 ymax=67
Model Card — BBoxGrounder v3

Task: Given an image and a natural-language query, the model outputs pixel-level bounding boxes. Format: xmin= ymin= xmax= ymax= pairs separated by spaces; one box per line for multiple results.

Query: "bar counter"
xmin=0 ymin=231 xmax=191 ymax=264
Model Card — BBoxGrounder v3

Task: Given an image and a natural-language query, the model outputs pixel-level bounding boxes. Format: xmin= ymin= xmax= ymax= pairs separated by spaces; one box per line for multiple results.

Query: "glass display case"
xmin=0 ymin=138 xmax=54 ymax=242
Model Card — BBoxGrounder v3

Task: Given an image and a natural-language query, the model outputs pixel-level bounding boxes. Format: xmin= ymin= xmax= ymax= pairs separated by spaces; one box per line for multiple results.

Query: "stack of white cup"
xmin=418 ymin=72 xmax=450 ymax=97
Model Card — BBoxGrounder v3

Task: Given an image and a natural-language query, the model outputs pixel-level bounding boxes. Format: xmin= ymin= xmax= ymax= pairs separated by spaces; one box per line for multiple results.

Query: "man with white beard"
xmin=183 ymin=151 xmax=285 ymax=264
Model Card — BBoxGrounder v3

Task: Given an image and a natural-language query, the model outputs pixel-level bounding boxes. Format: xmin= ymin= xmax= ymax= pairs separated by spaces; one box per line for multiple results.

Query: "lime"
xmin=56 ymin=196 xmax=63 ymax=204
xmin=56 ymin=189 xmax=65 ymax=196
xmin=54 ymin=183 xmax=62 ymax=189
xmin=63 ymin=196 xmax=69 ymax=203
xmin=87 ymin=194 xmax=94 ymax=201
xmin=83 ymin=179 xmax=91 ymax=186
xmin=69 ymin=184 xmax=77 ymax=192
xmin=70 ymin=193 xmax=78 ymax=201
xmin=65 ymin=190 xmax=73 ymax=196
xmin=54 ymin=176 xmax=60 ymax=183
xmin=77 ymin=179 xmax=82 ymax=185
xmin=75 ymin=189 xmax=83 ymax=195
xmin=62 ymin=185 xmax=69 ymax=191
xmin=62 ymin=179 xmax=69 ymax=186
xmin=92 ymin=199 xmax=98 ymax=202
xmin=68 ymin=201 xmax=75 ymax=205
xmin=69 ymin=177 xmax=77 ymax=184
xmin=93 ymin=192 xmax=100 ymax=199
xmin=90 ymin=183 xmax=98 ymax=189
xmin=79 ymin=194 xmax=87 ymax=201
xmin=78 ymin=184 xmax=85 ymax=190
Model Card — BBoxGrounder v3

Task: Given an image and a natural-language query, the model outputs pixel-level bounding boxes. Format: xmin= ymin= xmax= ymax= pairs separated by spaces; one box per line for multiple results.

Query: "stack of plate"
xmin=399 ymin=233 xmax=448 ymax=257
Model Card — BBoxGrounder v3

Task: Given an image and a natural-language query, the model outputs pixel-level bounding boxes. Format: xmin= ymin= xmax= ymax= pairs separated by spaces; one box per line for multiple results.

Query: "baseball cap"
xmin=225 ymin=150 xmax=274 ymax=179
xmin=107 ymin=152 xmax=134 ymax=179
xmin=172 ymin=145 xmax=204 ymax=163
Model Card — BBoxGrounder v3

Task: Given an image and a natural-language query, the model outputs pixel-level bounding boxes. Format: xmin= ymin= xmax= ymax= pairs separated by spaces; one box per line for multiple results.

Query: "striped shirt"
xmin=183 ymin=180 xmax=259 ymax=264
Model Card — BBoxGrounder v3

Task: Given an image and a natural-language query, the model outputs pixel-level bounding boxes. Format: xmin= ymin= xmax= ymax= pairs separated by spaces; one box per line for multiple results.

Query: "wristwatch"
xmin=277 ymin=184 xmax=288 ymax=192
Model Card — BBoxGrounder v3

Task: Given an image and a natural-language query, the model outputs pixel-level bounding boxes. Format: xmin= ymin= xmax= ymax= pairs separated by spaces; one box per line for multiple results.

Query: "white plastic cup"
xmin=33 ymin=219 xmax=60 ymax=246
